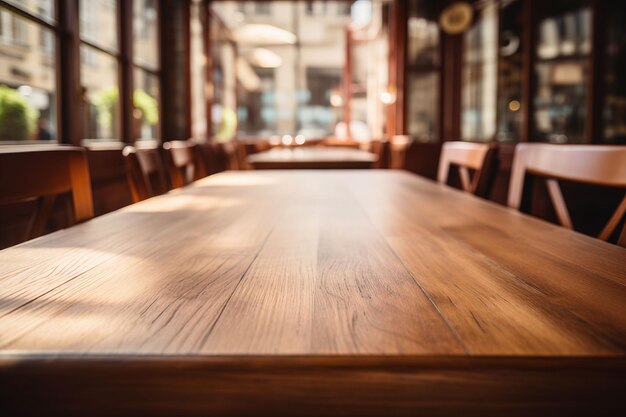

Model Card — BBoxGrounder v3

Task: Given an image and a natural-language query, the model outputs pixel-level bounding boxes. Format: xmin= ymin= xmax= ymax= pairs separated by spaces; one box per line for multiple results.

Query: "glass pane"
xmin=496 ymin=0 xmax=523 ymax=143
xmin=191 ymin=0 xmax=207 ymax=139
xmin=406 ymin=0 xmax=440 ymax=142
xmin=604 ymin=3 xmax=626 ymax=144
xmin=134 ymin=68 xmax=160 ymax=140
xmin=211 ymin=22 xmax=237 ymax=142
xmin=133 ymin=0 xmax=159 ymax=69
xmin=533 ymin=0 xmax=590 ymax=143
xmin=212 ymin=1 xmax=357 ymax=141
xmin=462 ymin=0 xmax=498 ymax=141
xmin=80 ymin=45 xmax=119 ymax=139
xmin=0 ymin=8 xmax=57 ymax=142
xmin=347 ymin=0 xmax=388 ymax=142
xmin=4 ymin=0 xmax=55 ymax=22
xmin=79 ymin=0 xmax=118 ymax=52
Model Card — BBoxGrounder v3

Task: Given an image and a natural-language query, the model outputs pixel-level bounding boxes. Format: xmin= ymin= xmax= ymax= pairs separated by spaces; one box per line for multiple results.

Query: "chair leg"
xmin=618 ymin=223 xmax=626 ymax=248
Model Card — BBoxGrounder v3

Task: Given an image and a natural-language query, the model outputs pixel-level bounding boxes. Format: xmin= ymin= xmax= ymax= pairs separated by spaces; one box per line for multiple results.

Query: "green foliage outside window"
xmin=91 ymin=87 xmax=158 ymax=127
xmin=0 ymin=85 xmax=38 ymax=140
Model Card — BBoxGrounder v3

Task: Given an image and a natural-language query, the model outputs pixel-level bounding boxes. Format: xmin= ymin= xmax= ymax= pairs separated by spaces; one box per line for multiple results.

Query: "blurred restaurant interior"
xmin=0 ymin=0 xmax=625 ymax=415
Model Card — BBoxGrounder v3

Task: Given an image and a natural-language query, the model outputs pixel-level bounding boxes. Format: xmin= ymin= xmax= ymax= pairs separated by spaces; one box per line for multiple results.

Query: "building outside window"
xmin=133 ymin=0 xmax=160 ymax=141
xmin=211 ymin=0 xmax=385 ymax=142
xmin=0 ymin=2 xmax=57 ymax=142
xmin=79 ymin=0 xmax=120 ymax=140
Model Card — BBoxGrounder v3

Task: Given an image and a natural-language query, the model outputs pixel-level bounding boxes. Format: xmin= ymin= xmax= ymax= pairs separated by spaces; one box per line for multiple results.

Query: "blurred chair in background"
xmin=123 ymin=144 xmax=170 ymax=202
xmin=162 ymin=140 xmax=207 ymax=188
xmin=0 ymin=145 xmax=93 ymax=243
xmin=508 ymin=144 xmax=626 ymax=247
xmin=437 ymin=141 xmax=498 ymax=198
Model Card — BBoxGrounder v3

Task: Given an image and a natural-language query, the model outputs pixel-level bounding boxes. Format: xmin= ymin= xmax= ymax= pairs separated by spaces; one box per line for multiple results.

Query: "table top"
xmin=247 ymin=146 xmax=377 ymax=169
xmin=1 ymin=170 xmax=624 ymax=357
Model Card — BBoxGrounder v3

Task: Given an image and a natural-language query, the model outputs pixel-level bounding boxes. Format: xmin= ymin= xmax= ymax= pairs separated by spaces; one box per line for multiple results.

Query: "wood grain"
xmin=0 ymin=170 xmax=625 ymax=415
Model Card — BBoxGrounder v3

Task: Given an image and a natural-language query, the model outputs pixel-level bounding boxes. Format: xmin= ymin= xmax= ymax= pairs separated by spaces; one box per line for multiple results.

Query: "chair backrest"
xmin=162 ymin=140 xmax=206 ymax=188
xmin=85 ymin=141 xmax=134 ymax=215
xmin=234 ymin=140 xmax=270 ymax=170
xmin=123 ymin=145 xmax=170 ymax=202
xmin=0 ymin=145 xmax=94 ymax=240
xmin=197 ymin=141 xmax=229 ymax=175
xmin=508 ymin=143 xmax=626 ymax=246
xmin=437 ymin=141 xmax=498 ymax=197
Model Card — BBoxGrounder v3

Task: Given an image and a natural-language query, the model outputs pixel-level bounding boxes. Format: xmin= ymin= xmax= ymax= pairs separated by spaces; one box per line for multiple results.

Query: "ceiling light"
xmin=234 ymin=24 xmax=296 ymax=45
xmin=250 ymin=48 xmax=283 ymax=68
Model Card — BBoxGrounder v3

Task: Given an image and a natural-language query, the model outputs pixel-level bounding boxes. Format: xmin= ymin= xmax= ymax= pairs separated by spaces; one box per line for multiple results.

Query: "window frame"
xmin=0 ymin=0 xmax=60 ymax=143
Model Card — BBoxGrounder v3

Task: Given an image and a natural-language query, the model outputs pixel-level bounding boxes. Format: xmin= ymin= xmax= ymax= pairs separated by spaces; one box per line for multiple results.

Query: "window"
xmin=80 ymin=46 xmax=119 ymax=140
xmin=212 ymin=1 xmax=358 ymax=141
xmin=496 ymin=0 xmax=523 ymax=143
xmin=337 ymin=2 xmax=351 ymax=16
xmin=255 ymin=3 xmax=271 ymax=15
xmin=133 ymin=0 xmax=158 ymax=69
xmin=406 ymin=0 xmax=440 ymax=142
xmin=210 ymin=14 xmax=236 ymax=142
xmin=4 ymin=0 xmax=55 ymax=22
xmin=462 ymin=0 xmax=498 ymax=141
xmin=533 ymin=0 xmax=590 ymax=143
xmin=0 ymin=9 xmax=28 ymax=46
xmin=79 ymin=0 xmax=120 ymax=140
xmin=0 ymin=7 xmax=57 ymax=142
xmin=133 ymin=0 xmax=160 ymax=140
xmin=191 ymin=0 xmax=207 ymax=139
xmin=79 ymin=0 xmax=118 ymax=53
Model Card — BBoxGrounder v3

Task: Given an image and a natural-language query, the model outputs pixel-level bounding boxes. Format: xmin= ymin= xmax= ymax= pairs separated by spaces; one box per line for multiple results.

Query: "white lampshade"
xmin=234 ymin=24 xmax=296 ymax=45
xmin=249 ymin=48 xmax=283 ymax=68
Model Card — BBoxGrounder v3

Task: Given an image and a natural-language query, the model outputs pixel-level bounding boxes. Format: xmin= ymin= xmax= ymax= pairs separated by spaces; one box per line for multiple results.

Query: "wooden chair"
xmin=197 ymin=141 xmax=230 ymax=176
xmin=437 ymin=141 xmax=498 ymax=198
xmin=508 ymin=143 xmax=626 ymax=247
xmin=122 ymin=145 xmax=170 ymax=202
xmin=0 ymin=145 xmax=94 ymax=241
xmin=85 ymin=141 xmax=134 ymax=214
xmin=234 ymin=140 xmax=270 ymax=170
xmin=162 ymin=140 xmax=207 ymax=188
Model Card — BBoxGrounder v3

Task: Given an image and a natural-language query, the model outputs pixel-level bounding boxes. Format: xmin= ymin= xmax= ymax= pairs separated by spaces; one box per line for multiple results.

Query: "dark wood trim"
xmin=159 ymin=0 xmax=193 ymax=141
xmin=520 ymin=0 xmax=535 ymax=143
xmin=57 ymin=0 xmax=81 ymax=145
xmin=587 ymin=0 xmax=605 ymax=144
xmin=78 ymin=39 xmax=120 ymax=57
xmin=440 ymin=32 xmax=462 ymax=142
xmin=183 ymin=0 xmax=193 ymax=140
xmin=119 ymin=0 xmax=134 ymax=143
xmin=155 ymin=0 xmax=163 ymax=142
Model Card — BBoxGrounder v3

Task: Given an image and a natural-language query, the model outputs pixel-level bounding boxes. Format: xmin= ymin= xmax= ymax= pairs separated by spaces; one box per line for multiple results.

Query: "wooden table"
xmin=0 ymin=170 xmax=625 ymax=416
xmin=247 ymin=146 xmax=377 ymax=169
